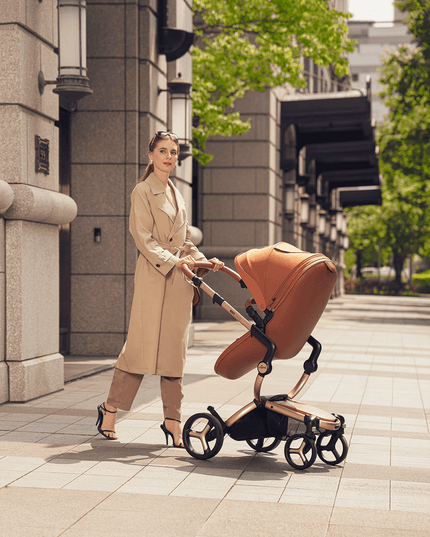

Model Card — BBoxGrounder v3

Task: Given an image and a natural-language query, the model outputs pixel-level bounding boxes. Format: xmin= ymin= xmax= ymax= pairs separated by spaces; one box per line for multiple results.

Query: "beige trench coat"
xmin=116 ymin=173 xmax=206 ymax=376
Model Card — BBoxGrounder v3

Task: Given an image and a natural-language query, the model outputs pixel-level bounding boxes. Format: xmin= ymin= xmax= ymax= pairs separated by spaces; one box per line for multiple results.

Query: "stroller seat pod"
xmin=215 ymin=242 xmax=337 ymax=380
xmin=180 ymin=242 xmax=348 ymax=470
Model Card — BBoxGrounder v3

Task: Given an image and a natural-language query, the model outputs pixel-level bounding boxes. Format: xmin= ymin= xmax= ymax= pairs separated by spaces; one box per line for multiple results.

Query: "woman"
xmin=96 ymin=132 xmax=223 ymax=447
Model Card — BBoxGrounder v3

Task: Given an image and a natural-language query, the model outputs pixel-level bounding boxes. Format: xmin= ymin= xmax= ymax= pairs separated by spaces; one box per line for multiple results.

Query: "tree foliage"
xmin=191 ymin=0 xmax=355 ymax=164
xmin=348 ymin=0 xmax=430 ymax=288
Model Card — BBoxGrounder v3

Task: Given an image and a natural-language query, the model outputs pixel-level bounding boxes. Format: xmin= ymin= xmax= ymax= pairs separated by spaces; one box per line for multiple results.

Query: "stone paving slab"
xmin=0 ymin=294 xmax=429 ymax=536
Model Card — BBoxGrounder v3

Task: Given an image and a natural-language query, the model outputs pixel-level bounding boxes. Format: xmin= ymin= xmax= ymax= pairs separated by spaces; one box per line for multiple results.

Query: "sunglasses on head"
xmin=155 ymin=131 xmax=179 ymax=140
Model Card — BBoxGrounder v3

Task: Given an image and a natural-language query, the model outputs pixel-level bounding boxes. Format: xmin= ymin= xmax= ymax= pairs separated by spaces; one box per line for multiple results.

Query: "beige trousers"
xmin=107 ymin=368 xmax=183 ymax=421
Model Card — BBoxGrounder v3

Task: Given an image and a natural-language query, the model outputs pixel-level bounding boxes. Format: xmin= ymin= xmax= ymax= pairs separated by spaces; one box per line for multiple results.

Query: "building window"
xmin=352 ymin=73 xmax=359 ymax=82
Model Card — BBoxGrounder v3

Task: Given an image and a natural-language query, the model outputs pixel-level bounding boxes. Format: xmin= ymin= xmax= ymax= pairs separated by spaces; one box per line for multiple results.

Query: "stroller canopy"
xmin=215 ymin=243 xmax=337 ymax=379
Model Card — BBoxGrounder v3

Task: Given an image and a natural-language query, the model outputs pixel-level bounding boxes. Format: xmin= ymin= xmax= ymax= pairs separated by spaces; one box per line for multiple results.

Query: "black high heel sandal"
xmin=96 ymin=403 xmax=118 ymax=440
xmin=160 ymin=418 xmax=184 ymax=448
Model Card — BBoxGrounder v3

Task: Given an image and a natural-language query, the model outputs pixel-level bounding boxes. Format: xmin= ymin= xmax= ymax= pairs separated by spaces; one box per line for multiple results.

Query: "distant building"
xmin=348 ymin=6 xmax=412 ymax=123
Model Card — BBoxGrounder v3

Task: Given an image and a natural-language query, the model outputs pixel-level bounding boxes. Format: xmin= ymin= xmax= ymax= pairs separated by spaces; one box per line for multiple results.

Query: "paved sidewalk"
xmin=0 ymin=294 xmax=429 ymax=536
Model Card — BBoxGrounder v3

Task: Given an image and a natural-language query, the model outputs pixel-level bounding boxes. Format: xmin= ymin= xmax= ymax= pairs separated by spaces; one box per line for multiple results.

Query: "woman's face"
xmin=149 ymin=138 xmax=179 ymax=175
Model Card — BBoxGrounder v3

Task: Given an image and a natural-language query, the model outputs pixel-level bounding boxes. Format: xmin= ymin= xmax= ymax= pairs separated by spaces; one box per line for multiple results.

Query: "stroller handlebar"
xmin=180 ymin=261 xmax=242 ymax=282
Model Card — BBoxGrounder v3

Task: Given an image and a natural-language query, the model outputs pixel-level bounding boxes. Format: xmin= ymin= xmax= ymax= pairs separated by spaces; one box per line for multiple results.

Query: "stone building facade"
xmin=0 ymin=0 xmax=379 ymax=403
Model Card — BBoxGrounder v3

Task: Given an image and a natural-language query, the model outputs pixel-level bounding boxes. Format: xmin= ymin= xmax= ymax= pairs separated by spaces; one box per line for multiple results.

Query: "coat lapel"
xmin=146 ymin=173 xmax=176 ymax=223
xmin=169 ymin=181 xmax=187 ymax=239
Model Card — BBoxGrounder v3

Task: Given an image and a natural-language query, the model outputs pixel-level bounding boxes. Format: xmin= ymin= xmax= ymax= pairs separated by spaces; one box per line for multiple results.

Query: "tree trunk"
xmin=356 ymin=249 xmax=363 ymax=279
xmin=392 ymin=251 xmax=406 ymax=290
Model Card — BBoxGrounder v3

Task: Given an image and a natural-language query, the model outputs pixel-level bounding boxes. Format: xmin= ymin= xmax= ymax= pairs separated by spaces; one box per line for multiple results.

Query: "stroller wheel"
xmin=246 ymin=437 xmax=281 ymax=453
xmin=284 ymin=434 xmax=317 ymax=470
xmin=183 ymin=413 xmax=224 ymax=460
xmin=316 ymin=432 xmax=348 ymax=466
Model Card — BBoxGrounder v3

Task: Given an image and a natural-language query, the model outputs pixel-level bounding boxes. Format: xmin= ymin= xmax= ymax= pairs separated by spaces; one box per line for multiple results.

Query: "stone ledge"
xmin=8 ymin=353 xmax=64 ymax=402
xmin=2 ymin=184 xmax=77 ymax=225
xmin=0 ymin=362 xmax=9 ymax=404
xmin=0 ymin=180 xmax=14 ymax=211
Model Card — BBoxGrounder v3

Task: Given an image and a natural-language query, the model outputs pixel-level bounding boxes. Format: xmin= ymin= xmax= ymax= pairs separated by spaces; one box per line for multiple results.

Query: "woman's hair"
xmin=139 ymin=132 xmax=180 ymax=183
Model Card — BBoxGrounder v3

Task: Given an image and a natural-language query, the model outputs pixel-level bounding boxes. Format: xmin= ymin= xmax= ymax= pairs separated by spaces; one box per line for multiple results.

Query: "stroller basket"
xmin=180 ymin=242 xmax=348 ymax=470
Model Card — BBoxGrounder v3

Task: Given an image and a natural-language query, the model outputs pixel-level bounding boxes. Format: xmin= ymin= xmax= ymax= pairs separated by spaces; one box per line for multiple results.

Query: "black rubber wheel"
xmin=316 ymin=432 xmax=349 ymax=465
xmin=246 ymin=437 xmax=281 ymax=452
xmin=284 ymin=434 xmax=317 ymax=470
xmin=183 ymin=413 xmax=224 ymax=460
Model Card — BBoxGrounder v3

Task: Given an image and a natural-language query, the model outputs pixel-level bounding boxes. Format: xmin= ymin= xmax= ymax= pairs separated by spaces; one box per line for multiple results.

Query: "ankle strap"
xmin=102 ymin=403 xmax=117 ymax=414
xmin=165 ymin=418 xmax=181 ymax=423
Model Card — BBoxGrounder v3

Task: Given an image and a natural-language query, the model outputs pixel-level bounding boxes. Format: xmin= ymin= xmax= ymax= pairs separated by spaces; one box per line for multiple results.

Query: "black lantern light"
xmin=167 ymin=77 xmax=193 ymax=162
xmin=38 ymin=0 xmax=93 ymax=102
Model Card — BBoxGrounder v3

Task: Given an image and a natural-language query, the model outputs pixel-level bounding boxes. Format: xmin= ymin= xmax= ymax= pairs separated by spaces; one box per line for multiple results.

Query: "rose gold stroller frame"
xmin=181 ymin=261 xmax=348 ymax=470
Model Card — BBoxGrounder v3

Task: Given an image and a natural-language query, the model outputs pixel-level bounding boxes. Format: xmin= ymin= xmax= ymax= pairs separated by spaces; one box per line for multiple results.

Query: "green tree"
xmin=375 ymin=0 xmax=430 ymax=287
xmin=192 ymin=0 xmax=355 ymax=164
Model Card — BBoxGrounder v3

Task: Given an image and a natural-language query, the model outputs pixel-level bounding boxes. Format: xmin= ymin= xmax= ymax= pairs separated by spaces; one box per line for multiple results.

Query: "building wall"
xmin=0 ymin=0 xmax=76 ymax=402
xmin=69 ymin=0 xmax=194 ymax=356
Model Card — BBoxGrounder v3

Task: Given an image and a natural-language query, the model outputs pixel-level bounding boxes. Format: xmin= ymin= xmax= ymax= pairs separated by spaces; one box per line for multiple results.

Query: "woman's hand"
xmin=209 ymin=257 xmax=224 ymax=272
xmin=175 ymin=255 xmax=195 ymax=270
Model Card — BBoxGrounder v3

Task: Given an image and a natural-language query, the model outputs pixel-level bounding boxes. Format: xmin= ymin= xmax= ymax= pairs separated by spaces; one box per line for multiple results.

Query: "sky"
xmin=348 ymin=0 xmax=394 ymax=21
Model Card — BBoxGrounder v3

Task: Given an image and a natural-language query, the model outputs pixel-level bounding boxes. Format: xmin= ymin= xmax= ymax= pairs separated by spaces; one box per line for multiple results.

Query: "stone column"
xmin=0 ymin=0 xmax=77 ymax=401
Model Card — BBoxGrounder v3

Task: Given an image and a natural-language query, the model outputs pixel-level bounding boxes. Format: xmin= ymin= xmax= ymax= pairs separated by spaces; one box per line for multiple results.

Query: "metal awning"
xmin=338 ymin=186 xmax=382 ymax=207
xmin=305 ymin=140 xmax=378 ymax=174
xmin=281 ymin=90 xmax=373 ymax=148
xmin=322 ymin=168 xmax=380 ymax=190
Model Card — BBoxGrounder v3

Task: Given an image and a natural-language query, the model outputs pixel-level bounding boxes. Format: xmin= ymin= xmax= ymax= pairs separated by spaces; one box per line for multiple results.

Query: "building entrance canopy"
xmin=281 ymin=88 xmax=381 ymax=207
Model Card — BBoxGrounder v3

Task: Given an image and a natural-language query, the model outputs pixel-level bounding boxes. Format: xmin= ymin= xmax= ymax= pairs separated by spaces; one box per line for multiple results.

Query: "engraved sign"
xmin=35 ymin=135 xmax=50 ymax=174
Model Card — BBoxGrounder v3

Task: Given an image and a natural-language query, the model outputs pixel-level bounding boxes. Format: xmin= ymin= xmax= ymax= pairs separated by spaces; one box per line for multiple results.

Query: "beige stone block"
xmin=40 ymin=40 xmax=59 ymax=120
xmin=6 ymin=220 xmax=59 ymax=362
xmin=234 ymin=141 xmax=271 ymax=168
xmin=203 ymin=195 xmax=233 ymax=220
xmin=0 ymin=0 xmax=24 ymax=22
xmin=8 ymin=353 xmax=64 ymax=402
xmin=126 ymin=111 xmax=139 ymax=164
xmin=233 ymin=90 xmax=271 ymax=114
xmin=0 ymin=272 xmax=5 ymax=362
xmin=139 ymin=7 xmax=158 ymax=62
xmin=125 ymin=58 xmax=139 ymax=111
xmin=71 ymin=112 xmax=125 ymax=164
xmin=234 ymin=194 xmax=269 ymax=221
xmin=0 ymin=106 xmax=27 ymax=184
xmin=69 ymin=332 xmax=124 ymax=357
xmin=87 ymin=4 xmax=125 ymax=58
xmin=139 ymin=62 xmax=167 ymax=117
xmin=0 ymin=180 xmax=14 ymax=211
xmin=211 ymin=168 xmax=257 ymax=194
xmin=126 ymin=164 xmax=139 ymax=215
xmin=0 ymin=218 xmax=5 ymax=273
xmin=210 ymin=221 xmax=255 ymax=247
xmin=71 ymin=275 xmax=125 ymax=332
xmin=204 ymin=142 xmax=234 ymax=168
xmin=125 ymin=3 xmax=139 ymax=58
xmin=0 ymin=362 xmax=8 ymax=403
xmin=78 ymin=59 xmax=125 ymax=111
xmin=71 ymin=216 xmax=126 ymax=274
xmin=3 ymin=184 xmax=76 ymax=225
xmin=0 ymin=106 xmax=58 ymax=189
xmin=71 ymin=165 xmax=125 ymax=216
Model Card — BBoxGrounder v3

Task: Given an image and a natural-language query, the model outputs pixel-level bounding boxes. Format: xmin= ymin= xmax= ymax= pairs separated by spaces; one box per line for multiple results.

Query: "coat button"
xmin=156 ymin=264 xmax=160 ymax=267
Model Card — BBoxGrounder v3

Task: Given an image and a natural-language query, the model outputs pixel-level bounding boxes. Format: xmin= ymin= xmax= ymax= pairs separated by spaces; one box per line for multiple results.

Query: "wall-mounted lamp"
xmin=38 ymin=0 xmax=93 ymax=103
xmin=284 ymin=183 xmax=296 ymax=217
xmin=318 ymin=210 xmax=327 ymax=236
xmin=343 ymin=235 xmax=350 ymax=250
xmin=330 ymin=217 xmax=337 ymax=243
xmin=161 ymin=76 xmax=193 ymax=163
xmin=325 ymin=215 xmax=331 ymax=238
xmin=336 ymin=209 xmax=344 ymax=232
xmin=308 ymin=203 xmax=317 ymax=230
xmin=300 ymin=193 xmax=310 ymax=225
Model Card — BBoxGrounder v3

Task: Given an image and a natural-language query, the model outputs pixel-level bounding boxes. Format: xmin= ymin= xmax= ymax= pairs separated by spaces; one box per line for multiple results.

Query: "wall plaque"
xmin=35 ymin=135 xmax=50 ymax=174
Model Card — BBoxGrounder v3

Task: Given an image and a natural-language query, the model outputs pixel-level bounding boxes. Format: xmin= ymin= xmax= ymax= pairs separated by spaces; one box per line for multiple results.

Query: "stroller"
xmin=181 ymin=242 xmax=348 ymax=470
